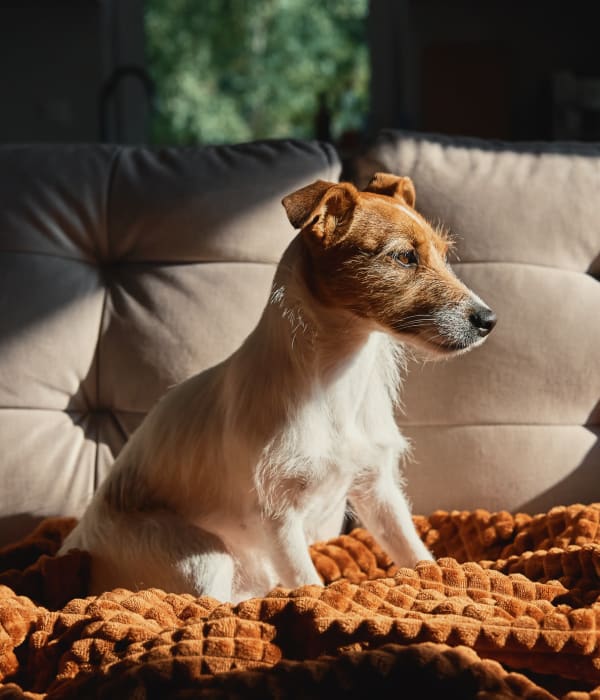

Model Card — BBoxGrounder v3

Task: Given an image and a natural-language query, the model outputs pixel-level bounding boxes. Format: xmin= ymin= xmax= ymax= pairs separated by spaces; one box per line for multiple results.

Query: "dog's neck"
xmin=269 ymin=238 xmax=369 ymax=373
xmin=229 ymin=235 xmax=403 ymax=424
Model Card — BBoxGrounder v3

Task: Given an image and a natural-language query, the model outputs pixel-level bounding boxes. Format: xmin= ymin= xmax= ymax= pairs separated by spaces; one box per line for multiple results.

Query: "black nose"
xmin=469 ymin=307 xmax=497 ymax=337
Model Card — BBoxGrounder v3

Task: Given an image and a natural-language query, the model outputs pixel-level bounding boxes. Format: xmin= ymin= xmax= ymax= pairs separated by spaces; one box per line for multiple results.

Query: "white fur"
xmin=60 ymin=234 xmax=433 ymax=603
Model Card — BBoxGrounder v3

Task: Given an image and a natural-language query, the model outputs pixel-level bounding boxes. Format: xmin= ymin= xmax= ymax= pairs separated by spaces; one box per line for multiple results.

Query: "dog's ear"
xmin=282 ymin=180 xmax=358 ymax=244
xmin=364 ymin=172 xmax=416 ymax=208
xmin=282 ymin=180 xmax=335 ymax=230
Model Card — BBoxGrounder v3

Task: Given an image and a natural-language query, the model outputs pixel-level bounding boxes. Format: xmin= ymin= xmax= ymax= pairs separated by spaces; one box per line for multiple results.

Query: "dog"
xmin=59 ymin=172 xmax=496 ymax=604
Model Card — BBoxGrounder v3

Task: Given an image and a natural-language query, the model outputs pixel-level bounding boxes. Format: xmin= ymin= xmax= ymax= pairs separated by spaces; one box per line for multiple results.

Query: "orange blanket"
xmin=1 ymin=504 xmax=600 ymax=698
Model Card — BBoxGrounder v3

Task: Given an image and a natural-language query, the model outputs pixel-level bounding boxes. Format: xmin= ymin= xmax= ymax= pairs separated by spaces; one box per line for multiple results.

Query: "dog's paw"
xmin=393 ymin=542 xmax=435 ymax=568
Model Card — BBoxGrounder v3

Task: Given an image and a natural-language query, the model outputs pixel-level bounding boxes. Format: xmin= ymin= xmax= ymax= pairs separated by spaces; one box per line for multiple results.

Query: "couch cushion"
xmin=0 ymin=140 xmax=340 ymax=545
xmin=354 ymin=130 xmax=600 ymax=514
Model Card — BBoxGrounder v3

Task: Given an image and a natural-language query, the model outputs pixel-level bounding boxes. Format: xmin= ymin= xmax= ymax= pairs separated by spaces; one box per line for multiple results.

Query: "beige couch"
xmin=355 ymin=130 xmax=600 ymax=517
xmin=0 ymin=131 xmax=598 ymax=547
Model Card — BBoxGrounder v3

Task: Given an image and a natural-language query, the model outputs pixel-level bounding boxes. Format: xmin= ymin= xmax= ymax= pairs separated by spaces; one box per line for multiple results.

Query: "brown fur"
xmin=283 ymin=174 xmax=481 ymax=353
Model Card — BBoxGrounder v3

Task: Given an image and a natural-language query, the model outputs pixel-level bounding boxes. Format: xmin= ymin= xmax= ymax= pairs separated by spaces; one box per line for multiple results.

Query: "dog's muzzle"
xmin=429 ymin=299 xmax=497 ymax=352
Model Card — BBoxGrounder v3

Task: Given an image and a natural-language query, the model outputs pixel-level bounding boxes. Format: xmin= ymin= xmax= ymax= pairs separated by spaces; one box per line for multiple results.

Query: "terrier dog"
xmin=60 ymin=172 xmax=496 ymax=603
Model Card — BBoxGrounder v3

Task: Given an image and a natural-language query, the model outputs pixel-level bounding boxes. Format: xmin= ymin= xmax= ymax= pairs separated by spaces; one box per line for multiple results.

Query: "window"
xmin=145 ymin=0 xmax=369 ymax=145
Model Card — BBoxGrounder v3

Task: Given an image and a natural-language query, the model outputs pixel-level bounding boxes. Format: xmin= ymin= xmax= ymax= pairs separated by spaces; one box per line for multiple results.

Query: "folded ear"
xmin=282 ymin=180 xmax=358 ymax=245
xmin=282 ymin=180 xmax=338 ymax=229
xmin=364 ymin=172 xmax=416 ymax=208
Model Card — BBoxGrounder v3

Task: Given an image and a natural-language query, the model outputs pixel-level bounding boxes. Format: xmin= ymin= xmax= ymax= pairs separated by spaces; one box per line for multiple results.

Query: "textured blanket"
xmin=2 ymin=504 xmax=600 ymax=698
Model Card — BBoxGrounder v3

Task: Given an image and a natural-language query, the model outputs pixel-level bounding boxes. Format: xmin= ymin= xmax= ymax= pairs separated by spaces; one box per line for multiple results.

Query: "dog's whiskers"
xmin=395 ymin=315 xmax=437 ymax=332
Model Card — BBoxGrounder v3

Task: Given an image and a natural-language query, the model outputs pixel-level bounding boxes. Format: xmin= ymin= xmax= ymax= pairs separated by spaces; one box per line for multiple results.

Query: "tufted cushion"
xmin=0 ymin=140 xmax=340 ymax=545
xmin=354 ymin=130 xmax=600 ymax=515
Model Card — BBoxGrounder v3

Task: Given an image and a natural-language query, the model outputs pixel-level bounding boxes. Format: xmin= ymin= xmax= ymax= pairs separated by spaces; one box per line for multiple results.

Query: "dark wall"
xmin=368 ymin=0 xmax=600 ymax=141
xmin=0 ymin=0 xmax=148 ymax=144
xmin=0 ymin=2 xmax=102 ymax=142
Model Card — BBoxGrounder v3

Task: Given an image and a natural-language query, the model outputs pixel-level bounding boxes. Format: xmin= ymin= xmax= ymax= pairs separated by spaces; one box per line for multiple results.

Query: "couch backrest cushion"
xmin=354 ymin=130 xmax=600 ymax=515
xmin=0 ymin=139 xmax=340 ymax=545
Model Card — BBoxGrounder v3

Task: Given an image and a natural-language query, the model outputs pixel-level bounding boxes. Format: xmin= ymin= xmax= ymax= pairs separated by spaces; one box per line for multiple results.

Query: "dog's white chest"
xmin=266 ymin=373 xmax=403 ymax=491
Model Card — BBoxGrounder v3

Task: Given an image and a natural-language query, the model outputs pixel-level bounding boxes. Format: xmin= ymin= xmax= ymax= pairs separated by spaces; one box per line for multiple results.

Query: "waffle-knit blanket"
xmin=2 ymin=504 xmax=600 ymax=698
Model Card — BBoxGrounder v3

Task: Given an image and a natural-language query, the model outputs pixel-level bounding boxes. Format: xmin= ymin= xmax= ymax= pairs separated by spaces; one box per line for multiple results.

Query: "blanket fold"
xmin=2 ymin=504 xmax=600 ymax=698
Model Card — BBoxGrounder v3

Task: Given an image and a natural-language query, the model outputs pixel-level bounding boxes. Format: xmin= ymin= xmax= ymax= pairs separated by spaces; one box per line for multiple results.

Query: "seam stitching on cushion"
xmin=0 ymin=249 xmax=97 ymax=264
xmin=104 ymin=259 xmax=278 ymax=267
xmin=0 ymin=249 xmax=281 ymax=267
xmin=0 ymin=407 xmax=147 ymax=414
xmin=93 ymin=284 xmax=109 ymax=493
xmin=104 ymin=146 xmax=124 ymax=262
xmin=451 ymin=260 xmax=599 ymax=276
xmin=92 ymin=146 xmax=123 ymax=492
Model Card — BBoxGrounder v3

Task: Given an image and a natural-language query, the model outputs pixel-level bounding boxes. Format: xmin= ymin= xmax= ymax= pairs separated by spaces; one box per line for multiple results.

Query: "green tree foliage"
xmin=145 ymin=0 xmax=369 ymax=145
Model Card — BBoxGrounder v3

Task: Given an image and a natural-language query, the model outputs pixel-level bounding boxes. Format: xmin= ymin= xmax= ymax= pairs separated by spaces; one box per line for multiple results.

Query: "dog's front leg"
xmin=267 ymin=514 xmax=323 ymax=589
xmin=349 ymin=453 xmax=433 ymax=567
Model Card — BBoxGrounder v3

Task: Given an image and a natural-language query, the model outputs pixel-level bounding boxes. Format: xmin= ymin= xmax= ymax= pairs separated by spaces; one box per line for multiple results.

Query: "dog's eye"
xmin=388 ymin=250 xmax=418 ymax=267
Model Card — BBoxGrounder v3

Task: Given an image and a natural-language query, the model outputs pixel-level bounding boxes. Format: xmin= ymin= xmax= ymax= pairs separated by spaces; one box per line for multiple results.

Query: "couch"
xmin=0 ymin=139 xmax=340 ymax=548
xmin=0 ymin=131 xmax=599 ymax=698
xmin=1 ymin=131 xmax=598 ymax=546
xmin=354 ymin=130 xmax=600 ymax=516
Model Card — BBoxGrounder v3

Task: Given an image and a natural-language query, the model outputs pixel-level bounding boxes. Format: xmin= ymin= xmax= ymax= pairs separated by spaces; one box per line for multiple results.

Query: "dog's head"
xmin=282 ymin=173 xmax=496 ymax=356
